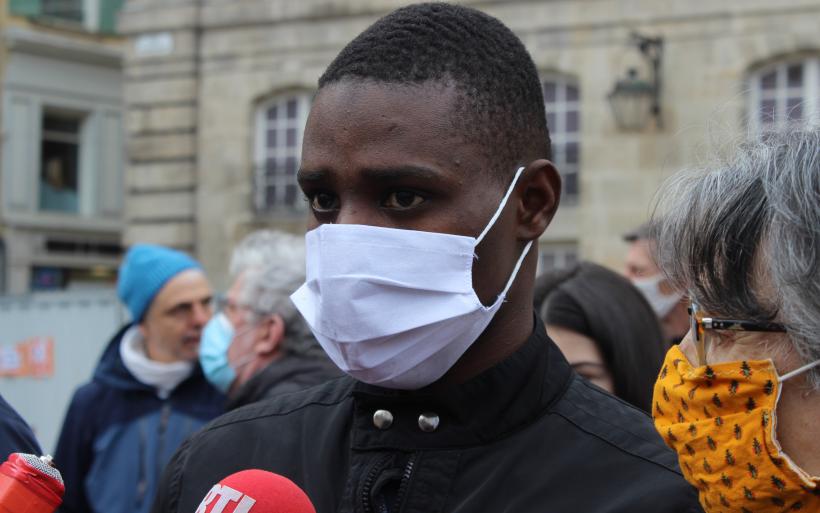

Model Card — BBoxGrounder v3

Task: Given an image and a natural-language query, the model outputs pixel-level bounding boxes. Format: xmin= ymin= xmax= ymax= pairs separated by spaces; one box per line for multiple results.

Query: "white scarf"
xmin=119 ymin=326 xmax=194 ymax=399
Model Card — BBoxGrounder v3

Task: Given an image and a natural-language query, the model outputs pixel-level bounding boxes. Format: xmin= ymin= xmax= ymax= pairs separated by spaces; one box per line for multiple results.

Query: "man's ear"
xmin=138 ymin=323 xmax=149 ymax=340
xmin=516 ymin=159 xmax=561 ymax=240
xmin=255 ymin=314 xmax=285 ymax=356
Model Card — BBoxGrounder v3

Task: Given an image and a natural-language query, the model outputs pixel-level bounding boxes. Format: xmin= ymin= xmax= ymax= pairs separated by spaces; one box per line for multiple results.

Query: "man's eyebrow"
xmin=297 ymin=169 xmax=326 ymax=183
xmin=360 ymin=165 xmax=442 ymax=181
xmin=164 ymin=295 xmax=212 ymax=314
xmin=297 ymin=165 xmax=445 ymax=184
xmin=164 ymin=301 xmax=192 ymax=314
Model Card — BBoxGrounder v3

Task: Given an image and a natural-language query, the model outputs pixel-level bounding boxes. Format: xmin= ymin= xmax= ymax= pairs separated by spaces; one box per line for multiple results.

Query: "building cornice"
xmin=4 ymin=25 xmax=122 ymax=68
xmin=1 ymin=211 xmax=123 ymax=234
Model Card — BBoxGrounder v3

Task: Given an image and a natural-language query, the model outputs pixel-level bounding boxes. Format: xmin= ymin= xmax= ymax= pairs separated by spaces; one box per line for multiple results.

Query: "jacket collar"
xmin=226 ymin=353 xmax=338 ymax=410
xmin=94 ymin=323 xmax=209 ymax=395
xmin=350 ymin=314 xmax=573 ymax=450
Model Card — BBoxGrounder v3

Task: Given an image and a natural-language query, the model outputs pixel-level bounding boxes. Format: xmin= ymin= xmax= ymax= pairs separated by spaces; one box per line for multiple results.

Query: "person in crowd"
xmin=624 ymin=222 xmax=690 ymax=344
xmin=0 ymin=394 xmax=42 ymax=459
xmin=152 ymin=4 xmax=701 ymax=513
xmin=199 ymin=230 xmax=340 ymax=409
xmin=533 ymin=261 xmax=666 ymax=411
xmin=55 ymin=244 xmax=224 ymax=513
xmin=650 ymin=127 xmax=820 ymax=512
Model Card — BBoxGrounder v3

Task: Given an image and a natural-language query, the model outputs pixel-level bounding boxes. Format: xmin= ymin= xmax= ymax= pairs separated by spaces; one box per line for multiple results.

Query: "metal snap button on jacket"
xmin=373 ymin=409 xmax=394 ymax=430
xmin=418 ymin=412 xmax=440 ymax=432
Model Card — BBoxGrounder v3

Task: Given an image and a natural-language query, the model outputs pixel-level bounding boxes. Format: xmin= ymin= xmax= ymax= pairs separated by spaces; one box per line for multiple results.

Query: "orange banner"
xmin=0 ymin=337 xmax=54 ymax=377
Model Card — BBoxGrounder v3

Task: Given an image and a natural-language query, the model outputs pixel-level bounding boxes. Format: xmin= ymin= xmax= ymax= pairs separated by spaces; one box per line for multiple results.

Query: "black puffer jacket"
xmin=152 ymin=318 xmax=702 ymax=513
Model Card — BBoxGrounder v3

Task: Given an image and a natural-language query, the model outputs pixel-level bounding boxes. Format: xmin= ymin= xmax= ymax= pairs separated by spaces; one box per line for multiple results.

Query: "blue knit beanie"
xmin=117 ymin=244 xmax=202 ymax=322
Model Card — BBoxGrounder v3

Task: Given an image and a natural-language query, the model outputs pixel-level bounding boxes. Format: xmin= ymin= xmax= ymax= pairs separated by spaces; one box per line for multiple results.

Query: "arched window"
xmin=748 ymin=57 xmax=820 ymax=133
xmin=253 ymin=92 xmax=311 ymax=213
xmin=542 ymin=76 xmax=580 ymax=204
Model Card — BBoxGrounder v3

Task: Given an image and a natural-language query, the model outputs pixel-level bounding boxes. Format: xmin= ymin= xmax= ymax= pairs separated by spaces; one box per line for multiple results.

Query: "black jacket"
xmin=226 ymin=352 xmax=342 ymax=410
xmin=0 ymin=394 xmax=41 ymax=459
xmin=55 ymin=325 xmax=224 ymax=513
xmin=152 ymin=319 xmax=702 ymax=513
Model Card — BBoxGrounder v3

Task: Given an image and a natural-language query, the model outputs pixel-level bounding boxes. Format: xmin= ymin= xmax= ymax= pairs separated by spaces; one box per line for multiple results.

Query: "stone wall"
xmin=120 ymin=0 xmax=200 ymax=253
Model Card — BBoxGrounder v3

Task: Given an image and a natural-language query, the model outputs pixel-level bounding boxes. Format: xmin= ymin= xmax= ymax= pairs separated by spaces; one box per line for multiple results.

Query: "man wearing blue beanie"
xmin=54 ymin=244 xmax=224 ymax=513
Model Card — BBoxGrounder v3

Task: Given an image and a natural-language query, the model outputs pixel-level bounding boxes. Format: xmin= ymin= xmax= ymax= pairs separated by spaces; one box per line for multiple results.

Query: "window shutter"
xmin=96 ymin=110 xmax=124 ymax=217
xmin=2 ymin=96 xmax=37 ymax=213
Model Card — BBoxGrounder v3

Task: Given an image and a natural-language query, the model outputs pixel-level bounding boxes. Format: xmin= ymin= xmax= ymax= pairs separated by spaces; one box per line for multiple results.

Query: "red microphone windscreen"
xmin=0 ymin=453 xmax=65 ymax=513
xmin=194 ymin=469 xmax=316 ymax=513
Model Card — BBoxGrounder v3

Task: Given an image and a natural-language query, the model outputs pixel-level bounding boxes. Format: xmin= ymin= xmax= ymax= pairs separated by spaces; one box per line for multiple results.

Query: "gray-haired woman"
xmin=649 ymin=126 xmax=819 ymax=513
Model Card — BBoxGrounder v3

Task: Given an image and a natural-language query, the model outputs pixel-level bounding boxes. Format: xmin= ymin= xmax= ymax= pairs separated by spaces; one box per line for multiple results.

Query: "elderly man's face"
xmin=298 ymin=80 xmax=523 ymax=304
xmin=140 ymin=269 xmax=213 ymax=363
xmin=224 ymin=272 xmax=264 ymax=368
xmin=223 ymin=271 xmax=248 ymax=329
xmin=624 ymin=240 xmax=660 ymax=280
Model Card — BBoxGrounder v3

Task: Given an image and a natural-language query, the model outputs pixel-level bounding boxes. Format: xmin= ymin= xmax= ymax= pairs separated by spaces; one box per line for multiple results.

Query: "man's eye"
xmin=383 ymin=191 xmax=425 ymax=210
xmin=311 ymin=192 xmax=339 ymax=212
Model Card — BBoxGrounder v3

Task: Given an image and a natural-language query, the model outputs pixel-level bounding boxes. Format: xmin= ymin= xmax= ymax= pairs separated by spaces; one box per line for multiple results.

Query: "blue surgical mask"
xmin=199 ymin=313 xmax=235 ymax=393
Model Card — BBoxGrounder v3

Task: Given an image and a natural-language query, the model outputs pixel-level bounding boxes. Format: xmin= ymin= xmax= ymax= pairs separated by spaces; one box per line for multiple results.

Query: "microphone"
xmin=0 ymin=453 xmax=65 ymax=513
xmin=194 ymin=469 xmax=316 ymax=513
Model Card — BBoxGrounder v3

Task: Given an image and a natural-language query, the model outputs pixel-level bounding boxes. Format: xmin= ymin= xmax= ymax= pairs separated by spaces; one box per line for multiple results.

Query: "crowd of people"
xmin=0 ymin=3 xmax=818 ymax=513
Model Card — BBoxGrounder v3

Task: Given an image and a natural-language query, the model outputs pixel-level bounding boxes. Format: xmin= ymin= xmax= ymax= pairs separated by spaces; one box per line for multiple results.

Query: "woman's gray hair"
xmin=650 ymin=125 xmax=820 ymax=388
xmin=231 ymin=230 xmax=322 ymax=357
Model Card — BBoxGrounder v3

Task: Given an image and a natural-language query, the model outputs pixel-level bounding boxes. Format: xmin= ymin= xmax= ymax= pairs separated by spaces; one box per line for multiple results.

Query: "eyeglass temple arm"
xmin=701 ymin=318 xmax=787 ymax=332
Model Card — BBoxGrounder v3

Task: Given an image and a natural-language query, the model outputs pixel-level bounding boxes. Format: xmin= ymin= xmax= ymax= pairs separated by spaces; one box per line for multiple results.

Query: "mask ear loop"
xmin=473 ymin=166 xmax=534 ymax=301
xmin=227 ymin=317 xmax=272 ymax=372
xmin=779 ymin=359 xmax=820 ymax=382
xmin=476 ymin=166 xmax=527 ymax=244
xmin=498 ymin=240 xmax=533 ymax=299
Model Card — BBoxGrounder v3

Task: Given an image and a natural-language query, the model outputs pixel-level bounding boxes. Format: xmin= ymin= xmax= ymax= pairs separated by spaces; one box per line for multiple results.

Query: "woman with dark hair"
xmin=534 ymin=261 xmax=666 ymax=411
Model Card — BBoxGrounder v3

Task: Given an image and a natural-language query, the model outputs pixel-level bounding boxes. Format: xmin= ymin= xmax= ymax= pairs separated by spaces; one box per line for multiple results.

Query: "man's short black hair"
xmin=319 ymin=2 xmax=551 ymax=181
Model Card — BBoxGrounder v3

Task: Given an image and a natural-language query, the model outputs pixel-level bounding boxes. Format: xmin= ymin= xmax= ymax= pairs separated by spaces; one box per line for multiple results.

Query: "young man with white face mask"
xmin=152 ymin=4 xmax=701 ymax=513
xmin=624 ymin=223 xmax=690 ymax=344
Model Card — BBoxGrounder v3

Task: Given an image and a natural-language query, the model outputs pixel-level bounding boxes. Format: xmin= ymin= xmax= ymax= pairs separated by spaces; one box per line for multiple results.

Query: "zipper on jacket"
xmin=392 ymin=453 xmax=418 ymax=513
xmin=135 ymin=417 xmax=149 ymax=508
xmin=360 ymin=453 xmax=418 ymax=513
xmin=155 ymin=402 xmax=172 ymax=479
xmin=360 ymin=454 xmax=392 ymax=513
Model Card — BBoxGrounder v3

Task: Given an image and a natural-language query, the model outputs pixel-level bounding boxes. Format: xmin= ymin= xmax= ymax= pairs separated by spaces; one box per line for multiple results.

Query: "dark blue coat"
xmin=0 ymin=394 xmax=42 ymax=459
xmin=54 ymin=325 xmax=224 ymax=513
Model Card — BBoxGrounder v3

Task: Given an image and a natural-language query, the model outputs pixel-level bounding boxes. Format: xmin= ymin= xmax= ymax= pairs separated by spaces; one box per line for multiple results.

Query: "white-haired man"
xmin=199 ymin=230 xmax=340 ymax=409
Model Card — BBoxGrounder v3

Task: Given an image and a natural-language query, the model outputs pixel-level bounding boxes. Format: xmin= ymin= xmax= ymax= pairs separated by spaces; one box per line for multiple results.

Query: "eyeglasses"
xmin=688 ymin=303 xmax=787 ymax=366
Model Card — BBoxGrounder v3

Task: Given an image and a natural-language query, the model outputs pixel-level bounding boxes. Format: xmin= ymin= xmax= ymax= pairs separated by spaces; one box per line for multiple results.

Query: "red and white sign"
xmin=0 ymin=337 xmax=54 ymax=377
xmin=195 ymin=484 xmax=257 ymax=513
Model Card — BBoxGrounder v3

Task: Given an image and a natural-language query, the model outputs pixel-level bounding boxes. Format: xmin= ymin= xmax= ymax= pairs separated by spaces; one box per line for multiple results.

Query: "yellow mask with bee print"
xmin=652 ymin=345 xmax=819 ymax=513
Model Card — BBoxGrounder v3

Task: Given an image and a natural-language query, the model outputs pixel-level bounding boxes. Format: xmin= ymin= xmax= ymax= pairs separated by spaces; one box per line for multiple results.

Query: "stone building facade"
xmin=0 ymin=0 xmax=126 ymax=293
xmin=119 ymin=0 xmax=820 ymax=290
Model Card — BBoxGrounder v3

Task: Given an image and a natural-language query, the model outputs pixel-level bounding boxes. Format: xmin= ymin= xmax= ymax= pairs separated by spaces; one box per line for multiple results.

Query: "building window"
xmin=30 ymin=265 xmax=116 ymax=291
xmin=254 ymin=93 xmax=311 ymax=213
xmin=749 ymin=57 xmax=820 ymax=133
xmin=543 ymin=77 xmax=580 ymax=204
xmin=40 ymin=111 xmax=83 ymax=213
xmin=537 ymin=243 xmax=578 ymax=275
xmin=41 ymin=0 xmax=83 ymax=23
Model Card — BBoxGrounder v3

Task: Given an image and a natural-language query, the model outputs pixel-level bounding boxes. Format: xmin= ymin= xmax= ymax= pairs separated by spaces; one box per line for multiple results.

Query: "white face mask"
xmin=290 ymin=166 xmax=533 ymax=389
xmin=632 ymin=274 xmax=683 ymax=317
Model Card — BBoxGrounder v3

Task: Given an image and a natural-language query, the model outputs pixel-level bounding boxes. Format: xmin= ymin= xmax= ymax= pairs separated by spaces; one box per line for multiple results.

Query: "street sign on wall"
xmin=0 ymin=337 xmax=54 ymax=377
xmin=0 ymin=290 xmax=126 ymax=453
